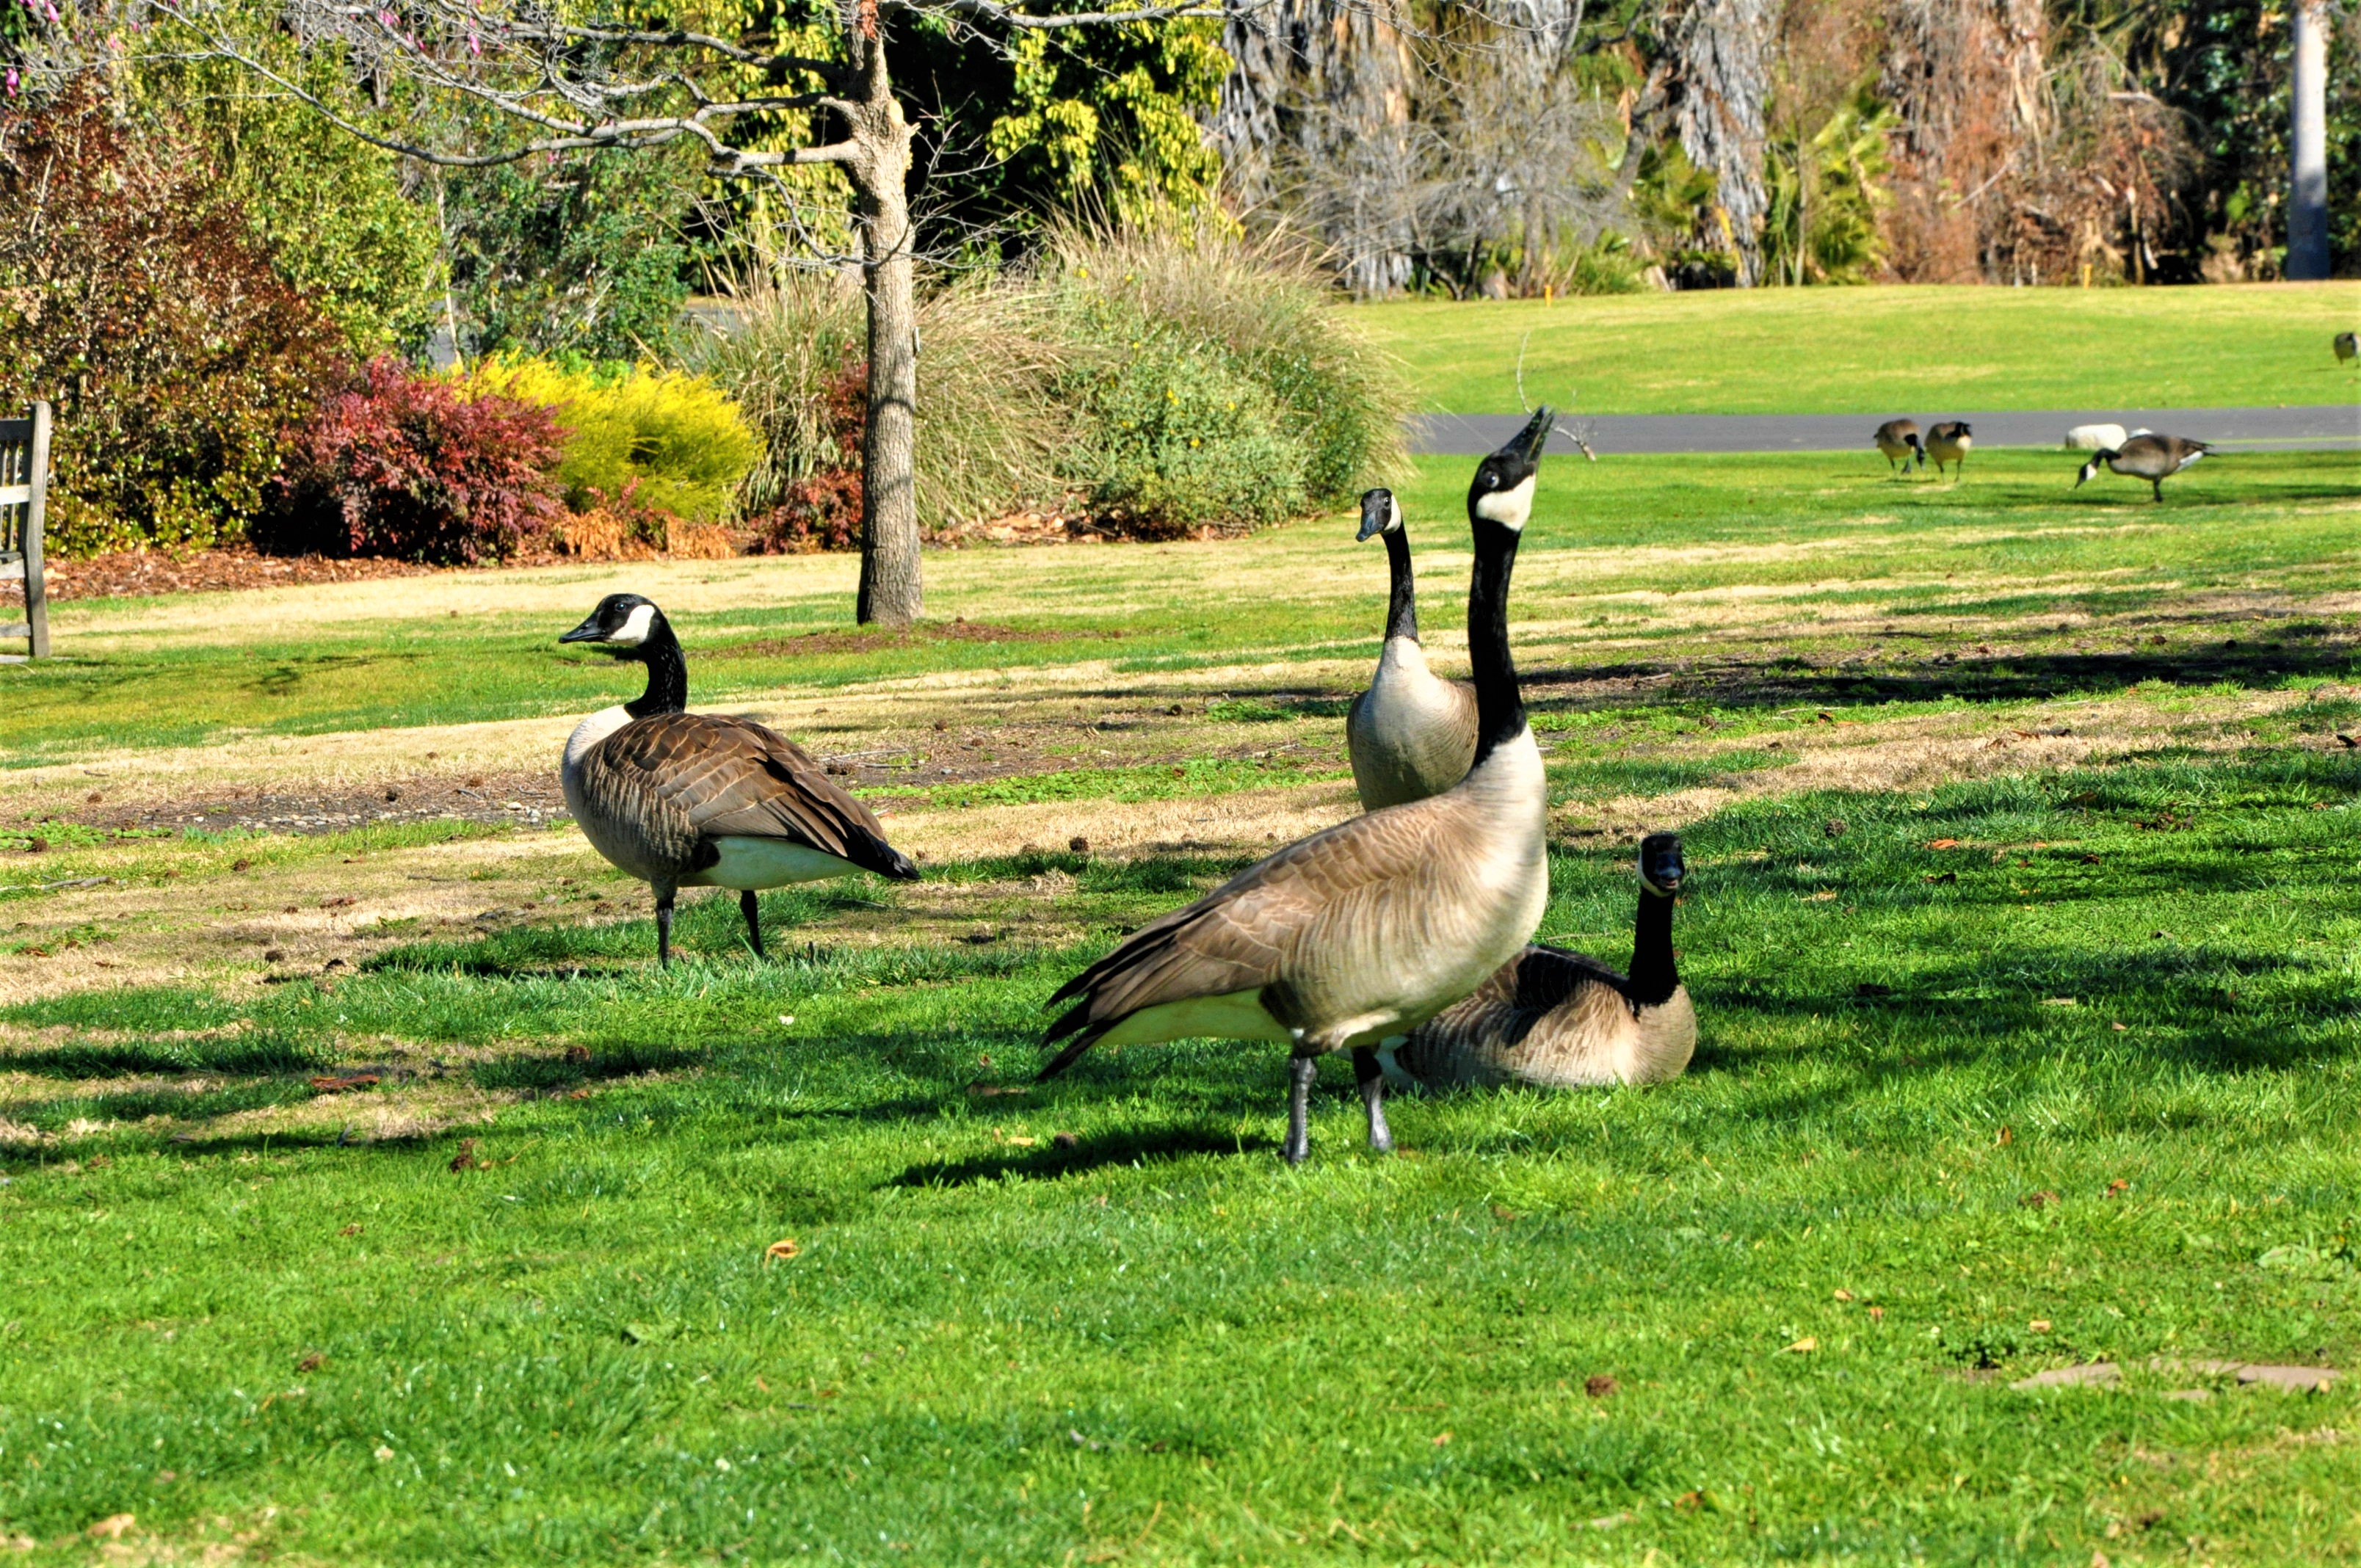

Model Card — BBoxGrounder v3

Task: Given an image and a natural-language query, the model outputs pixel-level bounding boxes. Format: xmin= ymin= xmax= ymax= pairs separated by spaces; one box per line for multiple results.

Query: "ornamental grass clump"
xmin=1047 ymin=219 xmax=1410 ymax=531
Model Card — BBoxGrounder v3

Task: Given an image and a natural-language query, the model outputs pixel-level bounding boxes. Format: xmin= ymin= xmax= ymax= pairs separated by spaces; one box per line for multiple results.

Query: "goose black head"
xmin=1468 ymin=406 xmax=1553 ymax=532
xmin=1355 ymin=487 xmax=1402 ymax=542
xmin=2074 ymin=454 xmax=2108 ymax=488
xmin=1637 ymin=832 xmax=1685 ymax=897
xmin=561 ymin=593 xmax=664 ymax=656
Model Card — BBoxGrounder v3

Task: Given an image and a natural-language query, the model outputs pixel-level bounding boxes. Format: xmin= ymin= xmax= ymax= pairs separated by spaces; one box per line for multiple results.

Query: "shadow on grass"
xmin=884 ymin=1125 xmax=1266 ymax=1187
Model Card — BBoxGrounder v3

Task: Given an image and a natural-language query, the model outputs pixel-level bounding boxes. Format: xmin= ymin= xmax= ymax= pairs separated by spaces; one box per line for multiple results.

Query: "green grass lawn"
xmin=1352 ymin=281 xmax=2361 ymax=414
xmin=7 ymin=435 xmax=2361 ymax=1558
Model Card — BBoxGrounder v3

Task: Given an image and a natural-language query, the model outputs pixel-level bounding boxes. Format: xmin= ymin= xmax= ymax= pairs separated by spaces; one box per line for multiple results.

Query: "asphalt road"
xmin=1409 ymin=404 xmax=2360 ymax=456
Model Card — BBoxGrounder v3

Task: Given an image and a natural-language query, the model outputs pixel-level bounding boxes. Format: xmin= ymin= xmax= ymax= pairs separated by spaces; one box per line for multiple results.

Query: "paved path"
xmin=1410 ymin=404 xmax=2359 ymax=456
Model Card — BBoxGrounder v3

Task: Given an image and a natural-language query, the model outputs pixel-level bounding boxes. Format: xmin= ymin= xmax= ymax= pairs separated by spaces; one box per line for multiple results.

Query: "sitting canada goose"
xmin=557 ymin=594 xmax=918 ymax=966
xmin=1383 ymin=832 xmax=1694 ymax=1091
xmin=1346 ymin=487 xmax=1478 ymax=810
xmin=1871 ymin=419 xmax=1925 ymax=475
xmin=1039 ymin=409 xmax=1559 ymax=1164
xmin=1925 ymin=421 xmax=1972 ymax=480
xmin=2075 ymin=432 xmax=2211 ymax=502
xmin=2335 ymin=331 xmax=2357 ymax=366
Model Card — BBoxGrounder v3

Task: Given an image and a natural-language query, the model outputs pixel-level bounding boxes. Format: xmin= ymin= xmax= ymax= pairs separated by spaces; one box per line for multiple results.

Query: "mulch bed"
xmin=23 ymin=547 xmax=439 ymax=603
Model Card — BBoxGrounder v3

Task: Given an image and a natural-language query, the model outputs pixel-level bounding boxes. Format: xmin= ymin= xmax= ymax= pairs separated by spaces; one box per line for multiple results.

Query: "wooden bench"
xmin=0 ymin=400 xmax=51 ymax=661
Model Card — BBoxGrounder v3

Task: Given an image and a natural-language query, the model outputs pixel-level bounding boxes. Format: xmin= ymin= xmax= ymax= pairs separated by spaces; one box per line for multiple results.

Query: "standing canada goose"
xmin=2335 ymin=331 xmax=2357 ymax=366
xmin=557 ymin=594 xmax=918 ymax=966
xmin=1346 ymin=487 xmax=1479 ymax=810
xmin=1925 ymin=421 xmax=1972 ymax=480
xmin=1871 ymin=419 xmax=1925 ymax=475
xmin=1383 ymin=832 xmax=1694 ymax=1091
xmin=1038 ymin=409 xmax=1559 ymax=1164
xmin=2075 ymin=433 xmax=2211 ymax=502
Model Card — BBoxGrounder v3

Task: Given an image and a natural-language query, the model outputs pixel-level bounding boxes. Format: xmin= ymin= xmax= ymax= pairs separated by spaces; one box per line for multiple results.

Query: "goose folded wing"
xmin=1041 ymin=813 xmax=1419 ymax=1070
xmin=1508 ymin=944 xmax=1632 ymax=1011
xmin=601 ymin=715 xmax=915 ymax=878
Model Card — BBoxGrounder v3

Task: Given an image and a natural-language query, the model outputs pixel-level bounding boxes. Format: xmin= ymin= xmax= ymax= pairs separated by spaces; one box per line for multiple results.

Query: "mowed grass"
xmin=6 ymin=758 xmax=2361 ymax=1562
xmin=6 ymin=446 xmax=2359 ymax=766
xmin=6 ymin=429 xmax=2361 ymax=1559
xmin=1351 ymin=281 xmax=2361 ymax=414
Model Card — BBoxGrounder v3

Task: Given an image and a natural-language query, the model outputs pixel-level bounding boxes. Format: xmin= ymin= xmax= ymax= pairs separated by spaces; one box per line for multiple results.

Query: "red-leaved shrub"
xmin=749 ymin=358 xmax=865 ymax=553
xmin=258 ymin=358 xmax=566 ymax=563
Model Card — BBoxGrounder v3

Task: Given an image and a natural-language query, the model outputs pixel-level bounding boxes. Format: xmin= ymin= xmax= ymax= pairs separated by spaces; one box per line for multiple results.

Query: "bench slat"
xmin=0 ymin=484 xmax=30 ymax=504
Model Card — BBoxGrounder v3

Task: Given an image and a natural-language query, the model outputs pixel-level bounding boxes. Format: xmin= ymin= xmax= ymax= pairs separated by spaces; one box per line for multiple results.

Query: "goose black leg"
xmin=1353 ymin=1046 xmax=1393 ymax=1155
xmin=740 ymin=890 xmax=766 ymax=959
xmin=656 ymin=892 xmax=675 ymax=969
xmin=1284 ymin=1053 xmax=1318 ymax=1166
xmin=2152 ymin=479 xmax=2164 ymax=503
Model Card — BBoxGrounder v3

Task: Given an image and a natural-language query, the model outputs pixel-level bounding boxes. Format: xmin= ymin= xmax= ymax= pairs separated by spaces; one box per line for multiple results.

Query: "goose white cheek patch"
xmin=609 ymin=603 xmax=656 ymax=646
xmin=1387 ymin=493 xmax=1404 ymax=532
xmin=1473 ymin=473 xmax=1535 ymax=531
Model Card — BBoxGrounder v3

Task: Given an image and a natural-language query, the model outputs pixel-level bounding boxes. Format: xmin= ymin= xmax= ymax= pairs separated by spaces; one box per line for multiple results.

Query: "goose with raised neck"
xmin=1345 ymin=487 xmax=1479 ymax=810
xmin=1037 ymin=408 xmax=1557 ymax=1164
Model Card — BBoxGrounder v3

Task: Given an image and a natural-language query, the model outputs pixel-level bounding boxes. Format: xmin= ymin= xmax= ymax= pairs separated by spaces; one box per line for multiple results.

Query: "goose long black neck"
xmin=1382 ymin=526 xmax=1419 ymax=642
xmin=1627 ymin=888 xmax=1678 ymax=1006
xmin=624 ymin=615 xmax=689 ymax=718
xmin=1465 ymin=520 xmax=1526 ymax=766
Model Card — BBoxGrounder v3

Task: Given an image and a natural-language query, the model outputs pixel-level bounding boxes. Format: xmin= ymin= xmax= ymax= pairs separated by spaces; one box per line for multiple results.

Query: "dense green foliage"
xmin=0 ymin=87 xmax=347 ymax=554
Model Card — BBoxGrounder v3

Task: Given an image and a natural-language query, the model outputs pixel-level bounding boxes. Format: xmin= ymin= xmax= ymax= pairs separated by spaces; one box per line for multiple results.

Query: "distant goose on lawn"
xmin=1871 ymin=419 xmax=1925 ymax=476
xmin=1926 ymin=421 xmax=1973 ymax=480
xmin=2075 ymin=433 xmax=2211 ymax=503
xmin=1346 ymin=486 xmax=1478 ymax=810
xmin=1382 ymin=832 xmax=1695 ymax=1092
xmin=2335 ymin=330 xmax=2357 ymax=366
xmin=1038 ymin=409 xmax=1560 ymax=1164
xmin=558 ymin=594 xmax=918 ymax=966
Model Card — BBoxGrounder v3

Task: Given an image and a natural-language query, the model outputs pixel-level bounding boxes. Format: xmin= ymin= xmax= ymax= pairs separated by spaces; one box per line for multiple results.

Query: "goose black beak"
xmin=559 ymin=615 xmax=610 ymax=645
xmin=1491 ymin=405 xmax=1556 ymax=468
xmin=1639 ymin=832 xmax=1685 ymax=896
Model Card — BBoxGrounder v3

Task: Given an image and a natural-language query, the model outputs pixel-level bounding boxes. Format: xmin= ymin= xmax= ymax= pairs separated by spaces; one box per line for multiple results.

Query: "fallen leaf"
xmin=1431 ymin=1431 xmax=1452 ymax=1445
xmin=1490 ymin=1204 xmax=1523 ymax=1222
xmin=1833 ymin=1288 xmax=1854 ymax=1302
xmin=1782 ymin=1337 xmax=1816 ymax=1354
xmin=765 ymin=1238 xmax=801 ymax=1264
xmin=319 ymin=896 xmax=358 ymax=909
xmin=2111 ymin=1021 xmax=2128 ymax=1032
xmin=2020 ymin=1190 xmax=2059 ymax=1209
xmin=296 ymin=1351 xmax=326 ymax=1372
xmin=308 ymin=1074 xmax=380 ymax=1093
xmin=2106 ymin=1179 xmax=2129 ymax=1197
xmin=1927 ymin=838 xmax=1962 ymax=850
xmin=86 ymin=1515 xmax=134 ymax=1540
xmin=564 ymin=1045 xmax=590 ymax=1064
xmin=1675 ymin=1489 xmax=1707 ymax=1511
xmin=2030 ymin=1319 xmax=2053 ymax=1334
xmin=1998 ymin=1125 xmax=2015 ymax=1145
xmin=1867 ymin=1306 xmax=1885 ymax=1321
xmin=448 ymin=1138 xmax=479 ymax=1173
xmin=340 ymin=1224 xmax=361 ymax=1236
xmin=1805 ymin=889 xmax=1839 ymax=902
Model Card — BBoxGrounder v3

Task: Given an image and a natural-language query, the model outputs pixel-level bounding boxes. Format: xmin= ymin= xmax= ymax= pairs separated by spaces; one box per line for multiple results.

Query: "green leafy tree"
xmin=1761 ymin=87 xmax=1896 ymax=284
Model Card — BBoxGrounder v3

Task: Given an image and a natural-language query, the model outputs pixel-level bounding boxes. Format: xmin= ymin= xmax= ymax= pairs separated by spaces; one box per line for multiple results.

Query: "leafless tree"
xmin=143 ymin=0 xmax=1226 ymax=625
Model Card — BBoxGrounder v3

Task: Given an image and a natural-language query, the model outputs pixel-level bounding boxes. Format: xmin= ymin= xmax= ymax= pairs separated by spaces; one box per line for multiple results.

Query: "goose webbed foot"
xmin=740 ymin=889 xmax=766 ymax=959
xmin=1353 ymin=1046 xmax=1393 ymax=1155
xmin=1284 ymin=1053 xmax=1317 ymax=1166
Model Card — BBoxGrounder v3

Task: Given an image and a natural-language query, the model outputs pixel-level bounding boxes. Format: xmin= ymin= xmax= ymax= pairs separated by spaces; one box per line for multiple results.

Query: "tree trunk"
xmin=844 ymin=26 xmax=922 ymax=626
xmin=2288 ymin=0 xmax=2331 ymax=280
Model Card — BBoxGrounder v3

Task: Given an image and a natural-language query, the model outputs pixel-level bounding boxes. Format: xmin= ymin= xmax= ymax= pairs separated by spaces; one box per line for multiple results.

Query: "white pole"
xmin=2288 ymin=0 xmax=2331 ymax=280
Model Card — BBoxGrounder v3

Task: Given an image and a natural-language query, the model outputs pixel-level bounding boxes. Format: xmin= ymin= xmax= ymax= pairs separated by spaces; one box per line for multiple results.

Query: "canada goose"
xmin=2335 ymin=331 xmax=2357 ymax=366
xmin=557 ymin=594 xmax=918 ymax=966
xmin=1346 ymin=487 xmax=1479 ymax=810
xmin=1038 ymin=409 xmax=1559 ymax=1164
xmin=1383 ymin=832 xmax=1694 ymax=1091
xmin=2075 ymin=433 xmax=2211 ymax=503
xmin=1925 ymin=421 xmax=1972 ymax=480
xmin=1871 ymin=419 xmax=1925 ymax=475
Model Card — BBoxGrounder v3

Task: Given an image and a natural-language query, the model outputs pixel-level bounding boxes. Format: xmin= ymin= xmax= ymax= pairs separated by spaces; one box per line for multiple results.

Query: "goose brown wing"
xmin=1508 ymin=943 xmax=1632 ymax=1011
xmin=597 ymin=713 xmax=916 ymax=879
xmin=1040 ymin=809 xmax=1427 ymax=1074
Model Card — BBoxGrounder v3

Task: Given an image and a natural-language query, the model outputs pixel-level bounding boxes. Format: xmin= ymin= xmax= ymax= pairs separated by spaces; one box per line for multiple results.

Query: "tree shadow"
xmin=883 ymin=1125 xmax=1268 ymax=1188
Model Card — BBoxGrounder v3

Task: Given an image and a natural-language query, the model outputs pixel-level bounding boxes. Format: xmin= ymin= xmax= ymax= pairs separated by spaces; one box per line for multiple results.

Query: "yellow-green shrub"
xmin=467 ymin=358 xmax=758 ymax=522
